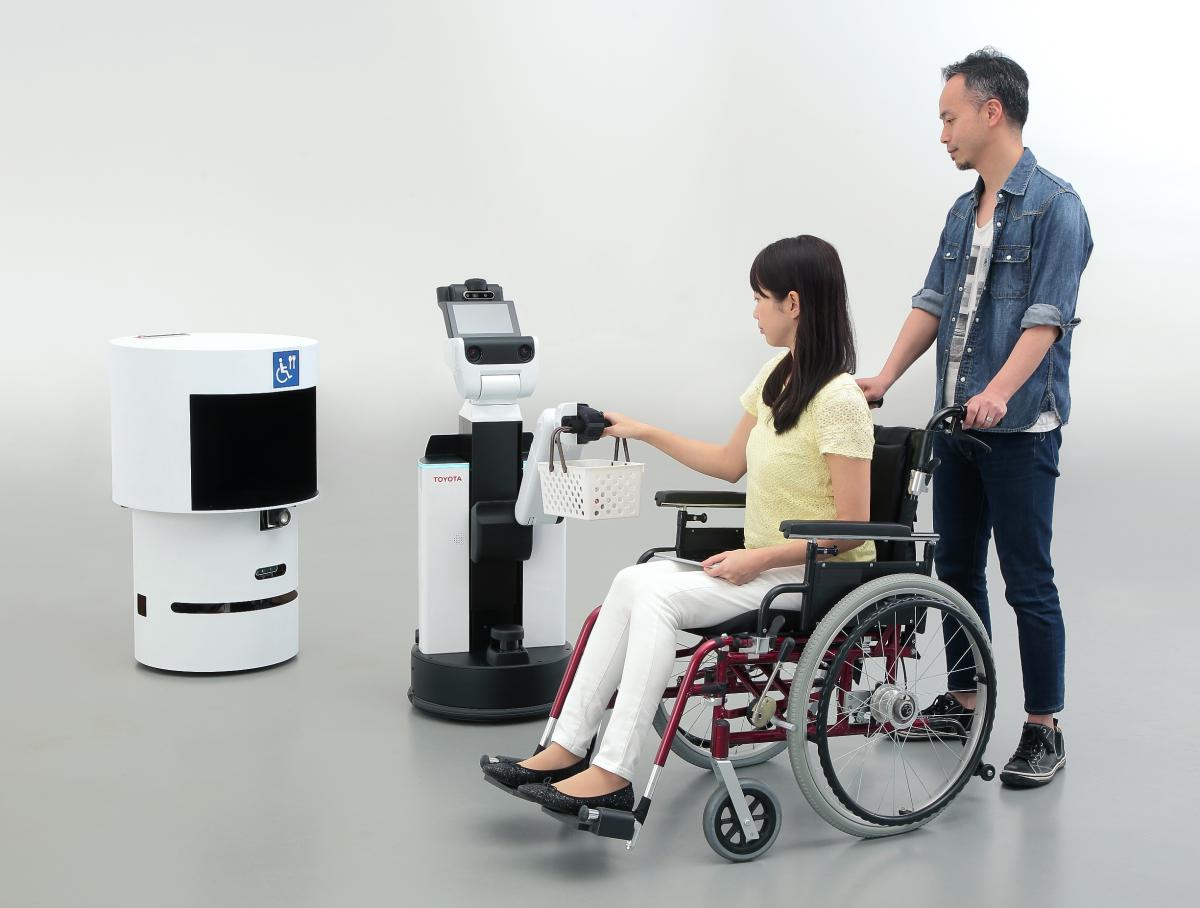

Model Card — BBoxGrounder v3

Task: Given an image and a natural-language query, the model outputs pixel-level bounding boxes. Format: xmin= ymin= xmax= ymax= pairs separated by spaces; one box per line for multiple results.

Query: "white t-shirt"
xmin=943 ymin=218 xmax=1059 ymax=432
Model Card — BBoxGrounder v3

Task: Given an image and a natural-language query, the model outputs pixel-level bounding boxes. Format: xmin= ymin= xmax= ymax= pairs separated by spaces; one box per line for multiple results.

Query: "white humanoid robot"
xmin=410 ymin=279 xmax=610 ymax=719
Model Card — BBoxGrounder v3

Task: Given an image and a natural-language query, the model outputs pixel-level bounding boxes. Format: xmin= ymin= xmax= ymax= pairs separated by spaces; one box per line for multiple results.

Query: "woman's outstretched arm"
xmin=603 ymin=411 xmax=755 ymax=483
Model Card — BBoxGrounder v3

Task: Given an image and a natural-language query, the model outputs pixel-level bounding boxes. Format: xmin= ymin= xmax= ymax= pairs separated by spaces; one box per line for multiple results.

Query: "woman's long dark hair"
xmin=749 ymin=235 xmax=857 ymax=434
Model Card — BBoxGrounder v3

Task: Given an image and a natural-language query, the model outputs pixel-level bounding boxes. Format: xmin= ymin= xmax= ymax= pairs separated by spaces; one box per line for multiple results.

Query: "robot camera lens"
xmin=466 ymin=346 xmax=483 ymax=363
xmin=518 ymin=344 xmax=533 ymax=361
xmin=259 ymin=508 xmax=292 ymax=531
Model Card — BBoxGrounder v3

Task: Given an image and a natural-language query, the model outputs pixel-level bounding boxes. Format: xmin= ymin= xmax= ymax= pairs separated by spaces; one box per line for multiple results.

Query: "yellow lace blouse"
xmin=739 ymin=353 xmax=876 ymax=563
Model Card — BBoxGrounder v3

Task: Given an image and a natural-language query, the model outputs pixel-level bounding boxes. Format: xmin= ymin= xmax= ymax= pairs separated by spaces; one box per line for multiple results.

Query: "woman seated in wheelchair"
xmin=483 ymin=235 xmax=876 ymax=814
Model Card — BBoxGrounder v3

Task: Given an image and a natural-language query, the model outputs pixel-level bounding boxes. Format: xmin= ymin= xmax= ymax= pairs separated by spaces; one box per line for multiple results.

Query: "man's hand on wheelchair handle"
xmin=962 ymin=385 xmax=1010 ymax=430
xmin=855 ymin=374 xmax=891 ymax=410
xmin=701 ymin=549 xmax=769 ymax=586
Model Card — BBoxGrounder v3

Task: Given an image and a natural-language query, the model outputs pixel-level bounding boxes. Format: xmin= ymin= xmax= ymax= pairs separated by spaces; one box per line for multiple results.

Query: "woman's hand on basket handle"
xmin=601 ymin=411 xmax=651 ymax=441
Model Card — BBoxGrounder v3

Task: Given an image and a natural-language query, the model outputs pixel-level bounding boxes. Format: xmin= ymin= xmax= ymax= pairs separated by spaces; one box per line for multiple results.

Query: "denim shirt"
xmin=913 ymin=148 xmax=1093 ymax=432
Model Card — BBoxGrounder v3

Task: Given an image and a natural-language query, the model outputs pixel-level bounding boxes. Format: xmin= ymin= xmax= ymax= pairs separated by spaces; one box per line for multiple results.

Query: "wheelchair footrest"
xmin=579 ymin=805 xmax=638 ymax=840
xmin=540 ymin=805 xmax=637 ymax=840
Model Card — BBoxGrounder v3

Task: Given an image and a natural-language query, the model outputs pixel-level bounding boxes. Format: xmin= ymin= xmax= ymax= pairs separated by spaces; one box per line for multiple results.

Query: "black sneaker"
xmin=900 ymin=692 xmax=974 ymax=742
xmin=1000 ymin=721 xmax=1065 ymax=788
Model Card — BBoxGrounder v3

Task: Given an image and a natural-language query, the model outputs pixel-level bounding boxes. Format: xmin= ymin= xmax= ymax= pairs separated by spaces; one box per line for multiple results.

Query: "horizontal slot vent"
xmin=171 ymin=590 xmax=298 ymax=614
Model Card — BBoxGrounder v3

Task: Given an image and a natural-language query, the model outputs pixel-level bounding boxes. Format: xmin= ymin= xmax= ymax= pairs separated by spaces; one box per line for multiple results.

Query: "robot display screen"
xmin=451 ymin=303 xmax=516 ymax=335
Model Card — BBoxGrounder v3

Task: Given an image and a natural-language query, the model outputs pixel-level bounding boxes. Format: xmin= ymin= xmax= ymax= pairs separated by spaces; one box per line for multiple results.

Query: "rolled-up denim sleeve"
xmin=911 ymin=230 xmax=949 ymax=318
xmin=912 ymin=287 xmax=945 ymax=318
xmin=1023 ymin=190 xmax=1092 ymax=343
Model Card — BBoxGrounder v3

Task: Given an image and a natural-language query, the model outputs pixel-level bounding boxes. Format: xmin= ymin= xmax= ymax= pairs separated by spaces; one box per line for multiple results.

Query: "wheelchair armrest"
xmin=780 ymin=520 xmax=913 ymax=540
xmin=655 ymin=490 xmax=747 ymax=509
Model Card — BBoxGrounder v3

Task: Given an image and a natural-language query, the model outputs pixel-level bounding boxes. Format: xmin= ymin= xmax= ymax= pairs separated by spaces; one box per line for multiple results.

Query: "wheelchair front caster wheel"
xmin=976 ymin=763 xmax=996 ymax=782
xmin=701 ymin=778 xmax=781 ymax=862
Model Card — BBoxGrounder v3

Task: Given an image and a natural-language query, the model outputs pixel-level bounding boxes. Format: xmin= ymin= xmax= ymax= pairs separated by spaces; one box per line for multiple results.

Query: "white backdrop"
xmin=1 ymin=0 xmax=1194 ymax=652
xmin=4 ymin=5 xmax=1200 ymax=903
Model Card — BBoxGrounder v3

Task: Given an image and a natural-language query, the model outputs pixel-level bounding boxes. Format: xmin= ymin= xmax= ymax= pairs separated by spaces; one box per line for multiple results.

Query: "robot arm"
xmin=514 ymin=403 xmax=610 ymax=526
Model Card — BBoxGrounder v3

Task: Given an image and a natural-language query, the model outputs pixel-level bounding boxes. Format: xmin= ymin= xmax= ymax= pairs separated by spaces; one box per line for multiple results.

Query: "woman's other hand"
xmin=602 ymin=411 xmax=651 ymax=441
xmin=701 ymin=549 xmax=768 ymax=586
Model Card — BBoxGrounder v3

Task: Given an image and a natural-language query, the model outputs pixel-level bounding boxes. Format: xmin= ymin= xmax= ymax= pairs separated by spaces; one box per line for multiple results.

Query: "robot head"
xmin=437 ymin=279 xmax=538 ymax=404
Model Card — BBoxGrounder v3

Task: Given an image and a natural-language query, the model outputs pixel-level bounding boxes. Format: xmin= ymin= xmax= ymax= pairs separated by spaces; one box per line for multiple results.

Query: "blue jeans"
xmin=933 ymin=429 xmax=1065 ymax=714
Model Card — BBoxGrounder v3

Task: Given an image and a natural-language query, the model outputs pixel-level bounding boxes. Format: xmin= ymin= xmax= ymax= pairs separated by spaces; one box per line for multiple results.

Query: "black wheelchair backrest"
xmin=870 ymin=425 xmax=928 ymax=561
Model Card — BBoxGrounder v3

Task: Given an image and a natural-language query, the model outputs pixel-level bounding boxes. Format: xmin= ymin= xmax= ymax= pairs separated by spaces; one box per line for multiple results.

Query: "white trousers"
xmin=550 ymin=557 xmax=807 ymax=780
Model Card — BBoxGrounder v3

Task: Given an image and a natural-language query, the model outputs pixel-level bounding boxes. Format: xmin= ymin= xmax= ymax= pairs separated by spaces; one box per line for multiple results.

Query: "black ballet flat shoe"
xmin=479 ymin=754 xmax=588 ymax=792
xmin=515 ymin=781 xmax=635 ymax=814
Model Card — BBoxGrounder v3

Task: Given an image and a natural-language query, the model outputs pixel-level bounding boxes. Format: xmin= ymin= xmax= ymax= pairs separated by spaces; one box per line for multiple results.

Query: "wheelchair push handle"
xmin=924 ymin=405 xmax=992 ymax=455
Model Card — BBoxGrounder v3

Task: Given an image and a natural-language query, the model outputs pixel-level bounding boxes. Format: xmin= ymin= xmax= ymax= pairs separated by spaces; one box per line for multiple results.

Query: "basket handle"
xmin=549 ymin=427 xmax=570 ymax=473
xmin=549 ymin=429 xmax=630 ymax=471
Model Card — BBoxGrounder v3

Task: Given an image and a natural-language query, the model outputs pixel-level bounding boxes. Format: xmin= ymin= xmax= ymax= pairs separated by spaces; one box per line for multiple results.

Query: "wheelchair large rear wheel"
xmin=787 ymin=574 xmax=996 ymax=838
xmin=653 ymin=630 xmax=791 ymax=770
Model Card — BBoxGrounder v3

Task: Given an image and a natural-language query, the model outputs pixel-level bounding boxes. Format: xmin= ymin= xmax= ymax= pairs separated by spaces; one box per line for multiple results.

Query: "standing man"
xmin=858 ymin=48 xmax=1091 ymax=787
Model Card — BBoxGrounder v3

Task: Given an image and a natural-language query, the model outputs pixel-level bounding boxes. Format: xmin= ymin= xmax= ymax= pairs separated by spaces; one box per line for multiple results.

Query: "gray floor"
xmin=3 ymin=497 xmax=1195 ymax=907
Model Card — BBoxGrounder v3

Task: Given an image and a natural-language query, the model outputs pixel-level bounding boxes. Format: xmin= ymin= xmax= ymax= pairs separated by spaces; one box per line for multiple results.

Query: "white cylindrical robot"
xmin=110 ymin=333 xmax=319 ymax=672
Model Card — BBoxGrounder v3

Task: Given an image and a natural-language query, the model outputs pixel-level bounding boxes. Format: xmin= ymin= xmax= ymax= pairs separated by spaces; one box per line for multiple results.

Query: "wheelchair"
xmin=523 ymin=405 xmax=997 ymax=861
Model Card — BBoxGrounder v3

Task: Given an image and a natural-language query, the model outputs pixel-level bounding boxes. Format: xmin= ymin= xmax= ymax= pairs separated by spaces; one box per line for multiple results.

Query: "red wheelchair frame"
xmin=522 ymin=406 xmax=999 ymax=857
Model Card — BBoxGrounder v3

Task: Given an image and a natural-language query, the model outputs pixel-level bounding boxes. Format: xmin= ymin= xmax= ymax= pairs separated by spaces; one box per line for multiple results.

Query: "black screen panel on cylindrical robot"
xmin=189 ymin=387 xmax=318 ymax=511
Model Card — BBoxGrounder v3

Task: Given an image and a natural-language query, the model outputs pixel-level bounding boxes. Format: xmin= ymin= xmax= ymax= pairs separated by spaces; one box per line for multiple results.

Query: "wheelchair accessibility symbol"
xmin=273 ymin=350 xmax=299 ymax=388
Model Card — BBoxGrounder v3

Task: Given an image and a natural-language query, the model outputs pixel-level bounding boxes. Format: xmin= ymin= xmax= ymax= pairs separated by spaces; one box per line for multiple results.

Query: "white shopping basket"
xmin=538 ymin=433 xmax=644 ymax=520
